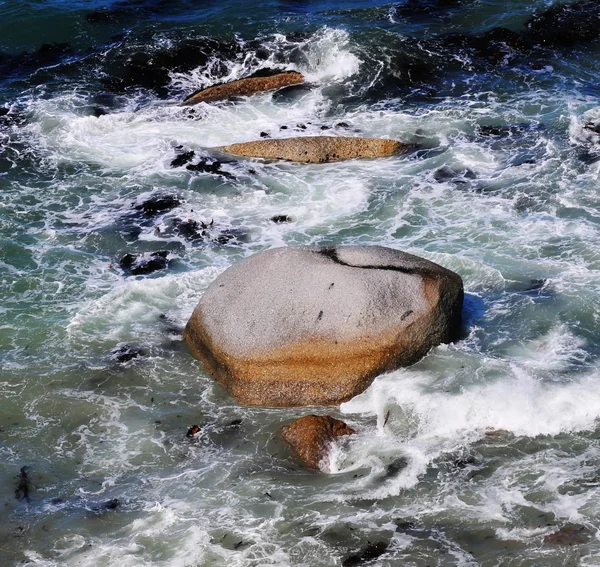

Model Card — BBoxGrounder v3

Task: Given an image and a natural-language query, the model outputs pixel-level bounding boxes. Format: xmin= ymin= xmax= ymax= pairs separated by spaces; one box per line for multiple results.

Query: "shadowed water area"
xmin=2 ymin=0 xmax=600 ymax=564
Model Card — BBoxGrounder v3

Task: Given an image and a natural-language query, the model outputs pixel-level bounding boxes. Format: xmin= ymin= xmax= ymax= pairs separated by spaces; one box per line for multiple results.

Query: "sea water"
xmin=2 ymin=0 xmax=600 ymax=565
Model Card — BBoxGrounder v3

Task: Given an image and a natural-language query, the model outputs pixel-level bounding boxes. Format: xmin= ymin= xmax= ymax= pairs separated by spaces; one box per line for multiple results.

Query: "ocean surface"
xmin=2 ymin=0 xmax=600 ymax=565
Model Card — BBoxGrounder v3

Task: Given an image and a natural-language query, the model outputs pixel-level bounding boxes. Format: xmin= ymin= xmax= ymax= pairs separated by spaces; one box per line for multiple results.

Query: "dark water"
xmin=2 ymin=0 xmax=600 ymax=565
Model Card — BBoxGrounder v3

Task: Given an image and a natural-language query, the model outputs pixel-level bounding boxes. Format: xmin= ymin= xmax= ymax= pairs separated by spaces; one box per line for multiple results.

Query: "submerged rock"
xmin=433 ymin=165 xmax=476 ymax=183
xmin=119 ymin=250 xmax=170 ymax=275
xmin=544 ymin=525 xmax=589 ymax=546
xmin=102 ymin=37 xmax=240 ymax=96
xmin=15 ymin=466 xmax=30 ymax=502
xmin=342 ymin=542 xmax=389 ymax=567
xmin=391 ymin=0 xmax=467 ymax=21
xmin=184 ymin=245 xmax=463 ymax=406
xmin=171 ymin=149 xmax=196 ymax=168
xmin=281 ymin=415 xmax=355 ymax=471
xmin=158 ymin=217 xmax=244 ymax=245
xmin=111 ymin=344 xmax=145 ymax=363
xmin=525 ymin=0 xmax=600 ymax=47
xmin=186 ymin=158 xmax=233 ymax=178
xmin=134 ymin=194 xmax=181 ymax=217
xmin=182 ymin=70 xmax=304 ymax=105
xmin=220 ymin=136 xmax=411 ymax=163
xmin=270 ymin=214 xmax=293 ymax=223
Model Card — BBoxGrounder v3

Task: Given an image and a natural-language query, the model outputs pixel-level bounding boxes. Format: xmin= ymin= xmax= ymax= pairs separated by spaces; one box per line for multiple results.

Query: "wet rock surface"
xmin=119 ymin=250 xmax=171 ymax=275
xmin=342 ymin=541 xmax=389 ymax=567
xmin=220 ymin=136 xmax=411 ymax=163
xmin=525 ymin=0 xmax=600 ymax=47
xmin=281 ymin=415 xmax=355 ymax=471
xmin=111 ymin=344 xmax=146 ymax=363
xmin=133 ymin=194 xmax=181 ymax=217
xmin=184 ymin=245 xmax=463 ymax=406
xmin=544 ymin=525 xmax=589 ymax=546
xmin=157 ymin=217 xmax=244 ymax=246
xmin=182 ymin=70 xmax=304 ymax=105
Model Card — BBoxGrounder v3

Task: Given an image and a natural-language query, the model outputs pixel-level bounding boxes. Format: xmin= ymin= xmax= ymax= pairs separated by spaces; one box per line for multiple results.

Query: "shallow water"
xmin=2 ymin=0 xmax=600 ymax=565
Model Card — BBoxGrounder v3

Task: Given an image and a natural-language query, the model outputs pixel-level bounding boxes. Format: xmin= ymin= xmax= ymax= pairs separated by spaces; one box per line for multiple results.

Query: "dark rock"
xmin=281 ymin=415 xmax=356 ymax=471
xmin=476 ymin=123 xmax=532 ymax=138
xmin=134 ymin=194 xmax=181 ymax=217
xmin=86 ymin=7 xmax=129 ymax=23
xmin=270 ymin=215 xmax=293 ymax=223
xmin=167 ymin=218 xmax=204 ymax=241
xmin=271 ymin=82 xmax=314 ymax=102
xmin=163 ymin=218 xmax=232 ymax=243
xmin=523 ymin=278 xmax=547 ymax=293
xmin=86 ymin=0 xmax=187 ymax=24
xmin=383 ymin=457 xmax=408 ymax=479
xmin=394 ymin=520 xmax=416 ymax=532
xmin=526 ymin=1 xmax=600 ymax=47
xmin=119 ymin=250 xmax=170 ymax=275
xmin=186 ymin=158 xmax=233 ymax=178
xmin=342 ymin=542 xmax=389 ymax=567
xmin=0 ymin=42 xmax=73 ymax=83
xmin=171 ymin=150 xmax=196 ymax=168
xmin=0 ymin=107 xmax=9 ymax=117
xmin=260 ymin=131 xmax=270 ymax=138
xmin=583 ymin=121 xmax=600 ymax=134
xmin=433 ymin=165 xmax=476 ymax=182
xmin=391 ymin=0 xmax=466 ymax=21
xmin=285 ymin=31 xmax=312 ymax=42
xmin=111 ymin=345 xmax=145 ymax=363
xmin=15 ymin=466 xmax=30 ymax=502
xmin=104 ymin=498 xmax=120 ymax=510
xmin=102 ymin=37 xmax=240 ymax=96
xmin=444 ymin=27 xmax=526 ymax=64
xmin=247 ymin=67 xmax=292 ymax=79
xmin=228 ymin=419 xmax=242 ymax=426
xmin=453 ymin=455 xmax=477 ymax=469
xmin=212 ymin=230 xmax=241 ymax=245
xmin=90 ymin=107 xmax=108 ymax=117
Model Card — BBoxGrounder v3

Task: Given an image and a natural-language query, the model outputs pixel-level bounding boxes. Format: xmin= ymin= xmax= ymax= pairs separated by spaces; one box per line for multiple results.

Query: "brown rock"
xmin=544 ymin=525 xmax=589 ymax=546
xmin=281 ymin=415 xmax=355 ymax=471
xmin=219 ymin=136 xmax=411 ymax=163
xmin=184 ymin=245 xmax=463 ymax=406
xmin=182 ymin=71 xmax=304 ymax=105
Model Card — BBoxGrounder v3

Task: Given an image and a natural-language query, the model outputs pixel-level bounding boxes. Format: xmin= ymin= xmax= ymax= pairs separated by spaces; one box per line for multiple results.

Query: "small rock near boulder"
xmin=219 ymin=136 xmax=410 ymax=163
xmin=182 ymin=70 xmax=304 ymax=105
xmin=281 ymin=415 xmax=356 ymax=471
xmin=184 ymin=245 xmax=463 ymax=406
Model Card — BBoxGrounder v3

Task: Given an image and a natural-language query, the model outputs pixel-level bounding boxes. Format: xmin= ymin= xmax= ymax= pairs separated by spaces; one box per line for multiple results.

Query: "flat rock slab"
xmin=219 ymin=136 xmax=410 ymax=163
xmin=182 ymin=71 xmax=304 ymax=105
xmin=184 ymin=245 xmax=463 ymax=406
xmin=281 ymin=415 xmax=356 ymax=471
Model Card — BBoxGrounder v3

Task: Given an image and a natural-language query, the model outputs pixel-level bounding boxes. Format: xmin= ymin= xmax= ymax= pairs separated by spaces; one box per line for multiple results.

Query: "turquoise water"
xmin=2 ymin=0 xmax=600 ymax=565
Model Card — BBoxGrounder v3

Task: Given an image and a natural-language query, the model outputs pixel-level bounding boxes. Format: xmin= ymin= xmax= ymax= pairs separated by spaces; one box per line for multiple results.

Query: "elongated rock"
xmin=184 ymin=245 xmax=463 ymax=406
xmin=281 ymin=415 xmax=356 ymax=471
xmin=219 ymin=136 xmax=410 ymax=163
xmin=182 ymin=71 xmax=304 ymax=105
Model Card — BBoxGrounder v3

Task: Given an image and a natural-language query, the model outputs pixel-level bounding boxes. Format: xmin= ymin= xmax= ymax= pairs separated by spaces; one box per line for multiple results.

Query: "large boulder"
xmin=219 ymin=136 xmax=410 ymax=163
xmin=182 ymin=70 xmax=304 ymax=105
xmin=281 ymin=415 xmax=356 ymax=471
xmin=184 ymin=245 xmax=463 ymax=406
